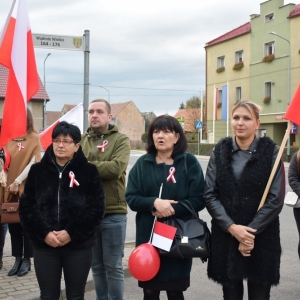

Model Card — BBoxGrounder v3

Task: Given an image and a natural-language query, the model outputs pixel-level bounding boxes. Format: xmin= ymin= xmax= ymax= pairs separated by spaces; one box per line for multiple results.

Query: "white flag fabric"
xmin=39 ymin=103 xmax=83 ymax=151
xmin=151 ymin=221 xmax=177 ymax=252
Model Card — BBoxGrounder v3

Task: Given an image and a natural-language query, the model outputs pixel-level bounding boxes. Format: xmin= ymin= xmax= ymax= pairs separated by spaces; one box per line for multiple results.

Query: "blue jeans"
xmin=92 ymin=214 xmax=127 ymax=300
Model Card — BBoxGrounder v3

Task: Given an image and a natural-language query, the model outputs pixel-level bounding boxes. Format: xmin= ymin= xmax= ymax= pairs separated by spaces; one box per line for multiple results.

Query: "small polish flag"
xmin=151 ymin=221 xmax=177 ymax=252
xmin=39 ymin=103 xmax=83 ymax=151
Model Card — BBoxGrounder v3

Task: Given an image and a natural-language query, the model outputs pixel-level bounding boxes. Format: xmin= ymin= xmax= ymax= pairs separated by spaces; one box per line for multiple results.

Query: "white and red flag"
xmin=39 ymin=103 xmax=83 ymax=151
xmin=0 ymin=0 xmax=39 ymax=147
xmin=151 ymin=221 xmax=177 ymax=252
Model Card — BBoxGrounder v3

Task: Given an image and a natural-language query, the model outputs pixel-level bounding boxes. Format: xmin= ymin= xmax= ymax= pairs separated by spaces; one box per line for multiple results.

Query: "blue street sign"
xmin=291 ymin=123 xmax=298 ymax=134
xmin=195 ymin=121 xmax=202 ymax=129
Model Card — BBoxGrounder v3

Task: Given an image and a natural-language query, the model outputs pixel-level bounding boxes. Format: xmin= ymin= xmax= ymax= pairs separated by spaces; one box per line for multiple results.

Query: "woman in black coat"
xmin=204 ymin=100 xmax=285 ymax=300
xmin=288 ymin=150 xmax=300 ymax=259
xmin=19 ymin=121 xmax=105 ymax=300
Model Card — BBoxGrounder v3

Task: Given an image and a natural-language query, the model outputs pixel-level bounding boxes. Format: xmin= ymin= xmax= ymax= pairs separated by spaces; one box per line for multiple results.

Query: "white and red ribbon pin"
xmin=166 ymin=167 xmax=176 ymax=183
xmin=17 ymin=143 xmax=24 ymax=151
xmin=97 ymin=140 xmax=108 ymax=152
xmin=69 ymin=171 xmax=80 ymax=188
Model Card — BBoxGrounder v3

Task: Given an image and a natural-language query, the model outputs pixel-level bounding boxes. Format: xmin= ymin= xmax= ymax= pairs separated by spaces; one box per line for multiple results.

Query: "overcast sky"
xmin=0 ymin=0 xmax=290 ymax=117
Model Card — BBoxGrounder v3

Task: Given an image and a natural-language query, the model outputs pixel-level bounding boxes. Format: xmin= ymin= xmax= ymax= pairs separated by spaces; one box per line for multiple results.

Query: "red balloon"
xmin=3 ymin=148 xmax=10 ymax=171
xmin=128 ymin=243 xmax=160 ymax=281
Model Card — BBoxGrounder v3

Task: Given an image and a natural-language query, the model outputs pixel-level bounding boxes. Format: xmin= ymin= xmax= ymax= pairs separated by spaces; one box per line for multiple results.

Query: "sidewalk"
xmin=0 ymin=233 xmax=135 ymax=299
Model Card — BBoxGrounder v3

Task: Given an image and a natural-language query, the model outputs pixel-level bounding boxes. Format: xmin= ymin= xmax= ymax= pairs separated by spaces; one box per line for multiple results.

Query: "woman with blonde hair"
xmin=205 ymin=100 xmax=285 ymax=300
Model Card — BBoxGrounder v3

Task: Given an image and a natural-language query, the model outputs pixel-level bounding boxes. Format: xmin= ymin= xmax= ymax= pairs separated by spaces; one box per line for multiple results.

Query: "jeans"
xmin=34 ymin=247 xmax=92 ymax=300
xmin=222 ymin=280 xmax=271 ymax=300
xmin=92 ymin=214 xmax=127 ymax=300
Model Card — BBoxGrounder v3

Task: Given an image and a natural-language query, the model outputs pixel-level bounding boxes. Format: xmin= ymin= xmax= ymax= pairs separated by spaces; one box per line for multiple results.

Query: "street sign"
xmin=32 ymin=33 xmax=84 ymax=51
xmin=291 ymin=123 xmax=298 ymax=134
xmin=195 ymin=121 xmax=202 ymax=129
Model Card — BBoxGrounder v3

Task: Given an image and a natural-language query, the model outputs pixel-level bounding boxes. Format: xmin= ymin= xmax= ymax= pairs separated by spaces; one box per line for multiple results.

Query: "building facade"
xmin=205 ymin=0 xmax=300 ymax=146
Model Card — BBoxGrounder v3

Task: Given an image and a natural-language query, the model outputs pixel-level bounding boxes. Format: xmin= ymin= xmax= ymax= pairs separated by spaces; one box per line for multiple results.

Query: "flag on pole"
xmin=284 ymin=84 xmax=300 ymax=126
xmin=39 ymin=103 xmax=84 ymax=151
xmin=0 ymin=0 xmax=39 ymax=148
xmin=215 ymin=87 xmax=219 ymax=120
xmin=151 ymin=221 xmax=177 ymax=252
xmin=221 ymin=85 xmax=227 ymax=121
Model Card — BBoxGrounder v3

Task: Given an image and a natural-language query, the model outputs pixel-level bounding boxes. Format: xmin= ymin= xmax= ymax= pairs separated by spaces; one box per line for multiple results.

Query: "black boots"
xmin=17 ymin=258 xmax=31 ymax=276
xmin=7 ymin=257 xmax=31 ymax=276
xmin=7 ymin=257 xmax=22 ymax=276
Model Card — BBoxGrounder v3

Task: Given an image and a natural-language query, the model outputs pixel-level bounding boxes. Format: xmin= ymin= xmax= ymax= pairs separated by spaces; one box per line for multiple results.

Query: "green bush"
xmin=187 ymin=143 xmax=215 ymax=156
xmin=141 ymin=132 xmax=147 ymax=143
xmin=187 ymin=142 xmax=296 ymax=162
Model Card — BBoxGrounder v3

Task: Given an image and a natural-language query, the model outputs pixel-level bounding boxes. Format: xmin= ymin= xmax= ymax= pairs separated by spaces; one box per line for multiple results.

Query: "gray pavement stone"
xmin=0 ymin=233 xmax=135 ymax=299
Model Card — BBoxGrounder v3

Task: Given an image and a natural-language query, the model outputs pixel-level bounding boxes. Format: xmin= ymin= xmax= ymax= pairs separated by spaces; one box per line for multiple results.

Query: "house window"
xmin=265 ymin=42 xmax=275 ymax=56
xmin=236 ymin=87 xmax=242 ymax=102
xmin=265 ymin=82 xmax=272 ymax=98
xmin=265 ymin=13 xmax=274 ymax=22
xmin=235 ymin=51 xmax=243 ymax=63
xmin=218 ymin=90 xmax=222 ymax=104
xmin=217 ymin=56 xmax=225 ymax=68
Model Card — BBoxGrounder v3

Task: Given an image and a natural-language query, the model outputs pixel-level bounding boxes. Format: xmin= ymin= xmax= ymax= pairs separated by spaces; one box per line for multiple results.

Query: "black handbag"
xmin=158 ymin=201 xmax=210 ymax=262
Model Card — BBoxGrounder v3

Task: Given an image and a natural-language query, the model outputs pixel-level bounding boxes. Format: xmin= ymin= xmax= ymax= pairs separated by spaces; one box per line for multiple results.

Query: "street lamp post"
xmin=43 ymin=53 xmax=51 ymax=130
xmin=99 ymin=86 xmax=110 ymax=103
xmin=268 ymin=31 xmax=291 ymax=161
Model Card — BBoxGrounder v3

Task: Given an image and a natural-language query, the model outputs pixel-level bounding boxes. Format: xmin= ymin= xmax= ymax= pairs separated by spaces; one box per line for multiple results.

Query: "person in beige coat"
xmin=1 ymin=108 xmax=41 ymax=277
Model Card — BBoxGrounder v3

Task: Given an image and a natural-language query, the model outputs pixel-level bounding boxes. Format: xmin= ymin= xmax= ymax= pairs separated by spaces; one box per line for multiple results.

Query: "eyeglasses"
xmin=52 ymin=139 xmax=75 ymax=146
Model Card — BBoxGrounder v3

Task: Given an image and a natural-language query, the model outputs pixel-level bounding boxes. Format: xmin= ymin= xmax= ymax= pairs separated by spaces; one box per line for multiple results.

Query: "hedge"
xmin=187 ymin=143 xmax=298 ymax=162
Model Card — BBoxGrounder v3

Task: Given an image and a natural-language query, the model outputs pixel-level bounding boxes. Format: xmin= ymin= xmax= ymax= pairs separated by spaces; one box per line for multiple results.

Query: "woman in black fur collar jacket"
xmin=19 ymin=121 xmax=105 ymax=300
xmin=204 ymin=101 xmax=285 ymax=300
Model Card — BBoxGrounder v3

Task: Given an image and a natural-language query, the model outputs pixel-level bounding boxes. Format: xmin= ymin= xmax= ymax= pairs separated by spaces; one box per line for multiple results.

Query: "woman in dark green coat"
xmin=126 ymin=115 xmax=205 ymax=300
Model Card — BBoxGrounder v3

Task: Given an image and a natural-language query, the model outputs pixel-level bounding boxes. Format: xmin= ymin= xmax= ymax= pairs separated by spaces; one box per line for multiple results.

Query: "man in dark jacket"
xmin=80 ymin=99 xmax=130 ymax=300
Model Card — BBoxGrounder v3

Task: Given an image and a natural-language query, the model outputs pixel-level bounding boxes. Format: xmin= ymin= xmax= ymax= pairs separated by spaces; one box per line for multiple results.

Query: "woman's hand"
xmin=44 ymin=232 xmax=62 ymax=248
xmin=7 ymin=183 xmax=18 ymax=194
xmin=238 ymin=241 xmax=255 ymax=257
xmin=53 ymin=230 xmax=71 ymax=246
xmin=153 ymin=198 xmax=178 ymax=218
xmin=227 ymin=224 xmax=256 ymax=246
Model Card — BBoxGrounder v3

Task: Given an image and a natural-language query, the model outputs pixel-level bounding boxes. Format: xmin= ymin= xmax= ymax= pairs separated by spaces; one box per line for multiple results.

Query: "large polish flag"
xmin=151 ymin=221 xmax=177 ymax=252
xmin=0 ymin=0 xmax=39 ymax=147
xmin=284 ymin=84 xmax=300 ymax=126
xmin=39 ymin=103 xmax=83 ymax=151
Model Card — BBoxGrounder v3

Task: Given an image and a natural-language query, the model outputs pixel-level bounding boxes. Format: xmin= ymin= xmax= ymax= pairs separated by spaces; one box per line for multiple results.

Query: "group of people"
xmin=0 ymin=98 xmax=296 ymax=300
xmin=126 ymin=100 xmax=286 ymax=300
xmin=0 ymin=99 xmax=130 ymax=300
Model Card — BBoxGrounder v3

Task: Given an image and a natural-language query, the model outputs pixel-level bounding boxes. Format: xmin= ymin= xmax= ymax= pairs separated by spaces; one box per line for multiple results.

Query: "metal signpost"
xmin=32 ymin=31 xmax=89 ymax=131
xmin=195 ymin=121 xmax=202 ymax=155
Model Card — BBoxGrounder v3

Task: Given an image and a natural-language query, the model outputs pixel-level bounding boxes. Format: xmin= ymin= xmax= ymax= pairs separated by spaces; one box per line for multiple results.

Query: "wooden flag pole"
xmin=258 ymin=121 xmax=293 ymax=210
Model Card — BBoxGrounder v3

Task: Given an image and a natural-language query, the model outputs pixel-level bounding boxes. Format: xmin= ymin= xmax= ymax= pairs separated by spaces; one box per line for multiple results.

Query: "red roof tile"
xmin=111 ymin=101 xmax=131 ymax=118
xmin=173 ymin=109 xmax=201 ymax=132
xmin=0 ymin=65 xmax=49 ymax=101
xmin=46 ymin=111 xmax=61 ymax=127
xmin=205 ymin=22 xmax=251 ymax=47
xmin=289 ymin=4 xmax=300 ymax=18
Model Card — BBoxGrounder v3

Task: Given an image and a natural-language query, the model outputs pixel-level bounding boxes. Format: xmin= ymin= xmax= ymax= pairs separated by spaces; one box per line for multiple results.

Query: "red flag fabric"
xmin=284 ymin=84 xmax=300 ymax=126
xmin=39 ymin=103 xmax=84 ymax=151
xmin=151 ymin=221 xmax=177 ymax=252
xmin=0 ymin=0 xmax=39 ymax=147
